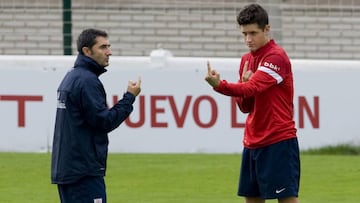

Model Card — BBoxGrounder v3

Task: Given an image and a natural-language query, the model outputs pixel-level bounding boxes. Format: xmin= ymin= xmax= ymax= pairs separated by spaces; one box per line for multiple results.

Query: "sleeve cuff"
xmin=213 ymin=80 xmax=226 ymax=92
xmin=124 ymin=91 xmax=136 ymax=103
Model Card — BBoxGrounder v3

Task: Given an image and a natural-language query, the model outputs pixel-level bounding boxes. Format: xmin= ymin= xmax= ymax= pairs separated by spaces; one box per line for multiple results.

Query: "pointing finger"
xmin=137 ymin=76 xmax=142 ymax=86
xmin=207 ymin=61 xmax=211 ymax=74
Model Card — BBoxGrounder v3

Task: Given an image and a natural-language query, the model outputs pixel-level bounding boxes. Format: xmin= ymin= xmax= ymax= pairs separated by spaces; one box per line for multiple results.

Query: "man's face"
xmin=84 ymin=36 xmax=112 ymax=68
xmin=240 ymin=23 xmax=270 ymax=52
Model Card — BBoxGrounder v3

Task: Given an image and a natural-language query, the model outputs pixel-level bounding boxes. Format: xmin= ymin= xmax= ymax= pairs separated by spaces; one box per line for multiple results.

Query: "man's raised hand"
xmin=205 ymin=61 xmax=220 ymax=88
xmin=127 ymin=76 xmax=141 ymax=96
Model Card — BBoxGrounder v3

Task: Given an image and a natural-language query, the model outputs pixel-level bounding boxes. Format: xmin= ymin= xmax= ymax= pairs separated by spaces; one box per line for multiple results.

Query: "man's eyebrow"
xmin=100 ymin=43 xmax=111 ymax=47
xmin=242 ymin=31 xmax=257 ymax=34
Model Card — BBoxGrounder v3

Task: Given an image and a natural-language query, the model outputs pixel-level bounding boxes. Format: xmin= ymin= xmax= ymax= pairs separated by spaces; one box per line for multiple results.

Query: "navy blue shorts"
xmin=237 ymin=138 xmax=300 ymax=199
xmin=57 ymin=176 xmax=106 ymax=203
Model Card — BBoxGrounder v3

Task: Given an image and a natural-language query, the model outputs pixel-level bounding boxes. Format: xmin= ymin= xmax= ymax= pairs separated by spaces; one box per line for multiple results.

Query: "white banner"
xmin=1 ymin=55 xmax=359 ymax=153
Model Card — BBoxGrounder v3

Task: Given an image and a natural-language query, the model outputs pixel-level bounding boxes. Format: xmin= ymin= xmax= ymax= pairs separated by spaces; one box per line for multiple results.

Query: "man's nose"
xmin=245 ymin=35 xmax=252 ymax=42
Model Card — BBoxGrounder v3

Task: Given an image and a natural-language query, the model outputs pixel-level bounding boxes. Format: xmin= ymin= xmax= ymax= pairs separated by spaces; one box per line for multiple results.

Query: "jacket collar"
xmin=250 ymin=39 xmax=275 ymax=57
xmin=74 ymin=54 xmax=107 ymax=76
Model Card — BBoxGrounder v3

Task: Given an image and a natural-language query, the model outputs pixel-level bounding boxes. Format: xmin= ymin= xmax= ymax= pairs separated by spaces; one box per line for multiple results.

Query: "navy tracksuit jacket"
xmin=51 ymin=54 xmax=135 ymax=184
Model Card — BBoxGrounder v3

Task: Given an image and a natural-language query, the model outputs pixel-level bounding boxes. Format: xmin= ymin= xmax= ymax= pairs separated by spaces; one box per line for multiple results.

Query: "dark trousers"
xmin=57 ymin=176 xmax=106 ymax=203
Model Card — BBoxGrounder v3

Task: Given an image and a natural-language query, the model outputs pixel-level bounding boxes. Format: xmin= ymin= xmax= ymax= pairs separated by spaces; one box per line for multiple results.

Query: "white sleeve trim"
xmin=258 ymin=66 xmax=283 ymax=84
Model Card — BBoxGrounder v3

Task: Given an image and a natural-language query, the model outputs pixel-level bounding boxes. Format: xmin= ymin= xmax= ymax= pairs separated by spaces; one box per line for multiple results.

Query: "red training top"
xmin=214 ymin=39 xmax=297 ymax=148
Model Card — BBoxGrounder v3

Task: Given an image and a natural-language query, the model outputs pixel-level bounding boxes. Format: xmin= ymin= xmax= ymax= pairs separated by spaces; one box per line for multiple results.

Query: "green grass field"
xmin=0 ymin=152 xmax=359 ymax=203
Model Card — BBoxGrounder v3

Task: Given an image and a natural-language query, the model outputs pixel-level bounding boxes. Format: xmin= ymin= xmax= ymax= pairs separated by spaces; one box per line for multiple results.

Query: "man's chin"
xmin=103 ymin=62 xmax=110 ymax=68
xmin=249 ymin=47 xmax=258 ymax=52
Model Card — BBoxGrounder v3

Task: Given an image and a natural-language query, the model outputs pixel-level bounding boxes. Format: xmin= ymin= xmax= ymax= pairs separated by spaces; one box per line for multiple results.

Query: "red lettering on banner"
xmin=110 ymin=94 xmax=320 ymax=129
xmin=0 ymin=95 xmax=43 ymax=127
xmin=298 ymin=96 xmax=319 ymax=128
xmin=0 ymin=94 xmax=320 ymax=129
xmin=168 ymin=96 xmax=191 ymax=128
xmin=112 ymin=95 xmax=218 ymax=128
xmin=151 ymin=96 xmax=168 ymax=127
xmin=192 ymin=95 xmax=217 ymax=128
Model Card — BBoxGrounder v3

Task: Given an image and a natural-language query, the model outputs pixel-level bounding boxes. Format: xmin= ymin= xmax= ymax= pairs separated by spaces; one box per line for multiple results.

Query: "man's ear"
xmin=82 ymin=47 xmax=91 ymax=56
xmin=264 ymin=25 xmax=270 ymax=34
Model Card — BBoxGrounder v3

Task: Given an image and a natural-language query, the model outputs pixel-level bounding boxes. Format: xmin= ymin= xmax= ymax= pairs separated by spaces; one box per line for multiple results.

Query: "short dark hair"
xmin=76 ymin=28 xmax=108 ymax=54
xmin=236 ymin=4 xmax=269 ymax=30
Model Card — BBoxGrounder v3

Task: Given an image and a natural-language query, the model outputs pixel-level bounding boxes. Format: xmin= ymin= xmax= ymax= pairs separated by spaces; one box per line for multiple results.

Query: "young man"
xmin=205 ymin=4 xmax=300 ymax=203
xmin=51 ymin=28 xmax=141 ymax=203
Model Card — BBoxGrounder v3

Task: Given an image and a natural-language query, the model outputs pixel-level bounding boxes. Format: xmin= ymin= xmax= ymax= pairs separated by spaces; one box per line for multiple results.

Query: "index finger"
xmin=137 ymin=76 xmax=142 ymax=86
xmin=207 ymin=61 xmax=212 ymax=73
